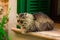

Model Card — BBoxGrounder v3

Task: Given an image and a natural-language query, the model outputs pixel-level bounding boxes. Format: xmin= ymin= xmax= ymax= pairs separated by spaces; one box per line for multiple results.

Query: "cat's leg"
xmin=39 ymin=22 xmax=54 ymax=31
xmin=45 ymin=22 xmax=54 ymax=31
xmin=20 ymin=27 xmax=27 ymax=34
xmin=11 ymin=27 xmax=27 ymax=34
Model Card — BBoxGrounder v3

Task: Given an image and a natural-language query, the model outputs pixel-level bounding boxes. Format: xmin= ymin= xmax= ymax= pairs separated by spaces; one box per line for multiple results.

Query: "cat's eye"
xmin=20 ymin=20 xmax=23 ymax=24
xmin=17 ymin=20 xmax=20 ymax=22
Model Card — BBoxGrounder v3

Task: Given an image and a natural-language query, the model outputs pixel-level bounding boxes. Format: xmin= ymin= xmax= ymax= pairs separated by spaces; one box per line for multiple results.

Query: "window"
xmin=17 ymin=0 xmax=51 ymax=16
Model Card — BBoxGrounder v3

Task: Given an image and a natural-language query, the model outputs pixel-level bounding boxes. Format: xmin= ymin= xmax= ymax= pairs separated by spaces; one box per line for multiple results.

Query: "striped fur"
xmin=17 ymin=12 xmax=54 ymax=33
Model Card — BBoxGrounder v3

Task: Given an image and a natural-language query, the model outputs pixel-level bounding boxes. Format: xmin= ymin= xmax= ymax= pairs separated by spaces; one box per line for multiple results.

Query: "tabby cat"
xmin=17 ymin=12 xmax=54 ymax=34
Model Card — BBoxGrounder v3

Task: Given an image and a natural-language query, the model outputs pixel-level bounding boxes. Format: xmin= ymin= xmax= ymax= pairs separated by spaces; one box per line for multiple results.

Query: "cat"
xmin=17 ymin=12 xmax=54 ymax=34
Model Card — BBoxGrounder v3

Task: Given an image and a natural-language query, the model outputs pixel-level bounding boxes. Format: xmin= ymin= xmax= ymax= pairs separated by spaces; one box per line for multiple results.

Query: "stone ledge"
xmin=13 ymin=27 xmax=60 ymax=40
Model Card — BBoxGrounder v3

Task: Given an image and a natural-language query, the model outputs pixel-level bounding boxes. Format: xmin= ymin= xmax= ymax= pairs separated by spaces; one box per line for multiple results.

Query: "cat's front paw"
xmin=11 ymin=27 xmax=27 ymax=34
xmin=20 ymin=28 xmax=27 ymax=34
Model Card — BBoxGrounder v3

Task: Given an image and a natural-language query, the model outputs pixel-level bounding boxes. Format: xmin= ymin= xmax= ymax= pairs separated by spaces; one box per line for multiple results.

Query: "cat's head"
xmin=17 ymin=13 xmax=34 ymax=28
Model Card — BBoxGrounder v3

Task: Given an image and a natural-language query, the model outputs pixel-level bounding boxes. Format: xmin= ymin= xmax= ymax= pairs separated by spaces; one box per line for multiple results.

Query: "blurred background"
xmin=17 ymin=0 xmax=60 ymax=23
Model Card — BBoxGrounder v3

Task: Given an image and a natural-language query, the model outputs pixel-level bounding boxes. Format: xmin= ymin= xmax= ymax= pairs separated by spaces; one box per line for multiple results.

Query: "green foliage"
xmin=0 ymin=16 xmax=9 ymax=40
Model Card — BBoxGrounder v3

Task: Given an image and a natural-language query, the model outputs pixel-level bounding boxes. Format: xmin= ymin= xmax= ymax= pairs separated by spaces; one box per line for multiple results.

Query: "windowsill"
xmin=14 ymin=23 xmax=60 ymax=40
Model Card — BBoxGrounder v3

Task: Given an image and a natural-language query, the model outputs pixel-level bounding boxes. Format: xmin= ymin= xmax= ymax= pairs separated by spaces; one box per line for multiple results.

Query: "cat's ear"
xmin=24 ymin=12 xmax=27 ymax=15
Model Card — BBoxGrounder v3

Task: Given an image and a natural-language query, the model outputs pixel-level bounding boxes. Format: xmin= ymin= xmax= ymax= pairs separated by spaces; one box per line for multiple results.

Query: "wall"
xmin=8 ymin=0 xmax=17 ymax=40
